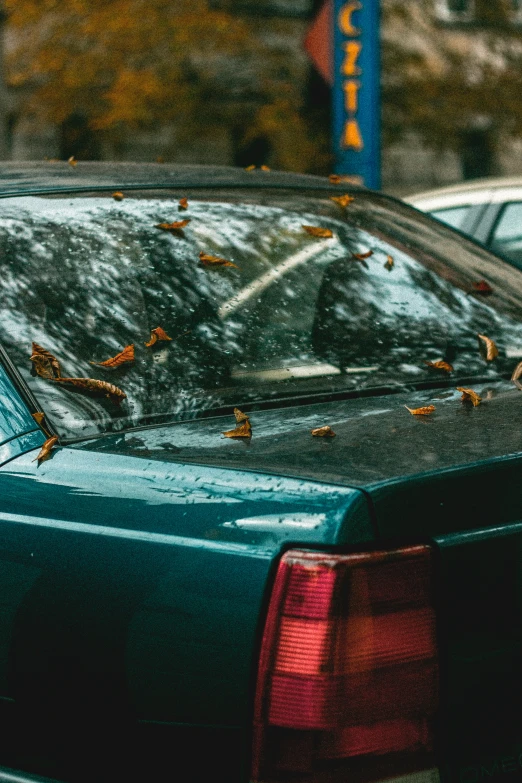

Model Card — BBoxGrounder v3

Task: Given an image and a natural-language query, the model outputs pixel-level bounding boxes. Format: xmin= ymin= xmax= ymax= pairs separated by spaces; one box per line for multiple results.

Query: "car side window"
xmin=430 ymin=205 xmax=471 ymax=230
xmin=489 ymin=202 xmax=522 ymax=266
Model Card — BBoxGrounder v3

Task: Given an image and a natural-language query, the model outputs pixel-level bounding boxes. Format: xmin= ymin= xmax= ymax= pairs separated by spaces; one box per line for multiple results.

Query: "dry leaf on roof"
xmin=424 ymin=360 xmax=453 ymax=373
xmin=302 ymin=225 xmax=333 ymax=238
xmin=145 ymin=326 xmax=172 ymax=347
xmin=54 ymin=377 xmax=126 ymax=402
xmin=330 ymin=194 xmax=354 ymax=208
xmin=68 ymin=156 xmax=77 ymax=167
xmin=199 ymin=252 xmax=238 ymax=268
xmin=245 ymin=164 xmax=256 ymax=171
xmin=405 ymin=405 xmax=436 ymax=416
xmin=457 ymin=387 xmax=482 ymax=407
xmin=260 ymin=165 xmax=271 ymax=171
xmin=384 ymin=255 xmax=394 ymax=271
xmin=179 ymin=197 xmax=189 ymax=210
xmin=234 ymin=408 xmax=249 ymax=423
xmin=311 ymin=426 xmax=336 ymax=437
xmin=112 ymin=192 xmax=124 ymax=201
xmin=478 ymin=333 xmax=498 ymax=361
xmin=33 ymin=435 xmax=58 ymax=465
xmin=90 ymin=344 xmax=135 ymax=368
xmin=223 ymin=419 xmax=252 ymax=439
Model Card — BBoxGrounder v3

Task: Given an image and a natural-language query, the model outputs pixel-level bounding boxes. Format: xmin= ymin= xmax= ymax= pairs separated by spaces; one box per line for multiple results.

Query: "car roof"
xmin=0 ymin=161 xmax=358 ymax=198
xmin=405 ymin=176 xmax=522 ymax=205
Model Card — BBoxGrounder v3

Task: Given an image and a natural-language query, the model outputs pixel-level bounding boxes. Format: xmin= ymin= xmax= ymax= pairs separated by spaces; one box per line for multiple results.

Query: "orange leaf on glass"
xmin=155 ymin=219 xmax=190 ymax=232
xmin=54 ymin=377 xmax=126 ymax=403
xmin=352 ymin=250 xmax=373 ymax=261
xmin=31 ymin=342 xmax=61 ymax=378
xmin=32 ymin=412 xmax=45 ymax=425
xmin=472 ymin=280 xmax=493 ymax=295
xmin=33 ymin=435 xmax=58 ymax=465
xmin=90 ymin=344 xmax=135 ymax=368
xmin=112 ymin=192 xmax=124 ymax=201
xmin=302 ymin=225 xmax=333 ymax=238
xmin=145 ymin=326 xmax=172 ymax=347
xmin=234 ymin=408 xmax=250 ymax=423
xmin=311 ymin=426 xmax=336 ymax=437
xmin=405 ymin=405 xmax=436 ymax=416
xmin=199 ymin=252 xmax=238 ymax=269
xmin=179 ymin=197 xmax=189 ymax=210
xmin=260 ymin=165 xmax=271 ymax=171
xmin=245 ymin=164 xmax=256 ymax=171
xmin=330 ymin=194 xmax=354 ymax=208
xmin=223 ymin=419 xmax=252 ymax=439
xmin=457 ymin=387 xmax=482 ymax=407
xmin=478 ymin=333 xmax=498 ymax=361
xmin=384 ymin=255 xmax=394 ymax=271
xmin=424 ymin=360 xmax=453 ymax=373
xmin=68 ymin=156 xmax=77 ymax=167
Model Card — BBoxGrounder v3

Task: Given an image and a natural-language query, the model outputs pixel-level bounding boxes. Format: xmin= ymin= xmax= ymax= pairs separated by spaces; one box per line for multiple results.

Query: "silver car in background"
xmin=406 ymin=177 xmax=522 ymax=268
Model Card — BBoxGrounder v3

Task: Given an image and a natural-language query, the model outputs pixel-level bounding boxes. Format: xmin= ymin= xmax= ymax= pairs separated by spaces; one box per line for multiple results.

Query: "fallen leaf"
xmin=405 ymin=405 xmax=436 ymax=416
xmin=473 ymin=280 xmax=493 ymax=295
xmin=311 ymin=426 xmax=336 ymax=437
xmin=155 ymin=219 xmax=191 ymax=233
xmin=245 ymin=164 xmax=256 ymax=171
xmin=33 ymin=435 xmax=58 ymax=465
xmin=31 ymin=343 xmax=61 ymax=378
xmin=352 ymin=250 xmax=373 ymax=260
xmin=457 ymin=387 xmax=482 ymax=407
xmin=478 ymin=333 xmax=499 ymax=361
xmin=90 ymin=344 xmax=135 ymax=368
xmin=234 ymin=408 xmax=249 ymax=423
xmin=260 ymin=165 xmax=271 ymax=171
xmin=384 ymin=255 xmax=394 ymax=271
xmin=302 ymin=225 xmax=334 ymax=238
xmin=424 ymin=360 xmax=453 ymax=373
xmin=179 ymin=197 xmax=189 ymax=210
xmin=330 ymin=194 xmax=354 ymax=208
xmin=199 ymin=252 xmax=238 ymax=269
xmin=54 ymin=377 xmax=126 ymax=402
xmin=145 ymin=326 xmax=172 ymax=347
xmin=156 ymin=156 xmax=164 ymax=163
xmin=32 ymin=412 xmax=45 ymax=425
xmin=112 ymin=192 xmax=124 ymax=201
xmin=223 ymin=419 xmax=252 ymax=439
xmin=68 ymin=156 xmax=77 ymax=167
xmin=512 ymin=360 xmax=522 ymax=382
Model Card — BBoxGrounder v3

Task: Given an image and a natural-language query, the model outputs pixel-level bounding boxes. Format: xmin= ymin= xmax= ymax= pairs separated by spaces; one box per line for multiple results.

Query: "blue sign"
xmin=332 ymin=0 xmax=381 ymax=189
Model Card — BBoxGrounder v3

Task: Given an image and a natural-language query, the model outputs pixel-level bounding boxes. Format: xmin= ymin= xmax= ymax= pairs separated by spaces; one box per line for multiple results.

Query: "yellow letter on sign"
xmin=343 ymin=119 xmax=364 ymax=150
xmin=338 ymin=1 xmax=362 ymax=36
xmin=341 ymin=41 xmax=362 ymax=76
xmin=343 ymin=80 xmax=360 ymax=113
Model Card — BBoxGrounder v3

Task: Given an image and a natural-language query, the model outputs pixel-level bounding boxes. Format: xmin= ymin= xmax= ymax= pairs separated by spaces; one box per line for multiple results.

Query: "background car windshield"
xmin=1 ymin=188 xmax=522 ymax=440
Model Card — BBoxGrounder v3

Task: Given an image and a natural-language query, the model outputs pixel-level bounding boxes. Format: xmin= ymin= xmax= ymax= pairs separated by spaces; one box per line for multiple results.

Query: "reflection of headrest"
xmin=312 ymin=256 xmax=375 ymax=367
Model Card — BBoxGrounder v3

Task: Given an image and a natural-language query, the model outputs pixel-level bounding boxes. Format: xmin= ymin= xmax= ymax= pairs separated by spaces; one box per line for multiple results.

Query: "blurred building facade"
xmin=2 ymin=0 xmax=522 ymax=193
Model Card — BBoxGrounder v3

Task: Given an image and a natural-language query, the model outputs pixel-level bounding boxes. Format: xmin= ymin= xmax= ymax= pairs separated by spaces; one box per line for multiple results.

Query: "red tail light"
xmin=252 ymin=545 xmax=438 ymax=782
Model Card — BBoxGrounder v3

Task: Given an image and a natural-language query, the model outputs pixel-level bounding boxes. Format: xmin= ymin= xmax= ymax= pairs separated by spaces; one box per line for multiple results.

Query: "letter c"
xmin=338 ymin=1 xmax=362 ymax=36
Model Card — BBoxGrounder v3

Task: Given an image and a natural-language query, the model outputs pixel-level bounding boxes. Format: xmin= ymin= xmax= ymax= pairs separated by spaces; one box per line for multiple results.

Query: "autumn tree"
xmin=4 ymin=0 xmax=319 ymax=170
xmin=382 ymin=0 xmax=522 ymax=169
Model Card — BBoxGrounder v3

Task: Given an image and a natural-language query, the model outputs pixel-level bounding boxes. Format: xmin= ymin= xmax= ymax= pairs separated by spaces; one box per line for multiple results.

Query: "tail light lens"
xmin=252 ymin=545 xmax=438 ymax=782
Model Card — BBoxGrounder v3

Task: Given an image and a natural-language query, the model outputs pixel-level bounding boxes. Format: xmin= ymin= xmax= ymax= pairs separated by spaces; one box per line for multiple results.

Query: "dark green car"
xmin=0 ymin=163 xmax=522 ymax=783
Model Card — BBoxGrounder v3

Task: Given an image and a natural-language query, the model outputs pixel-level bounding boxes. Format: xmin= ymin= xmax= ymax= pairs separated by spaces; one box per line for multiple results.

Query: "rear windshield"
xmin=1 ymin=187 xmax=522 ymax=440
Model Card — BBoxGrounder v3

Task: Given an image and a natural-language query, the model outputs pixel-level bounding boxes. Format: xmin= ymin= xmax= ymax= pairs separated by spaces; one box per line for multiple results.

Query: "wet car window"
xmin=1 ymin=188 xmax=522 ymax=440
xmin=490 ymin=201 xmax=522 ymax=266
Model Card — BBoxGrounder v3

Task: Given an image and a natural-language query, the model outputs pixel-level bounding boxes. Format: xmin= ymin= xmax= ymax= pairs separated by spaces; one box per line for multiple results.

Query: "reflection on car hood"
xmin=75 ymin=380 xmax=522 ymax=487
